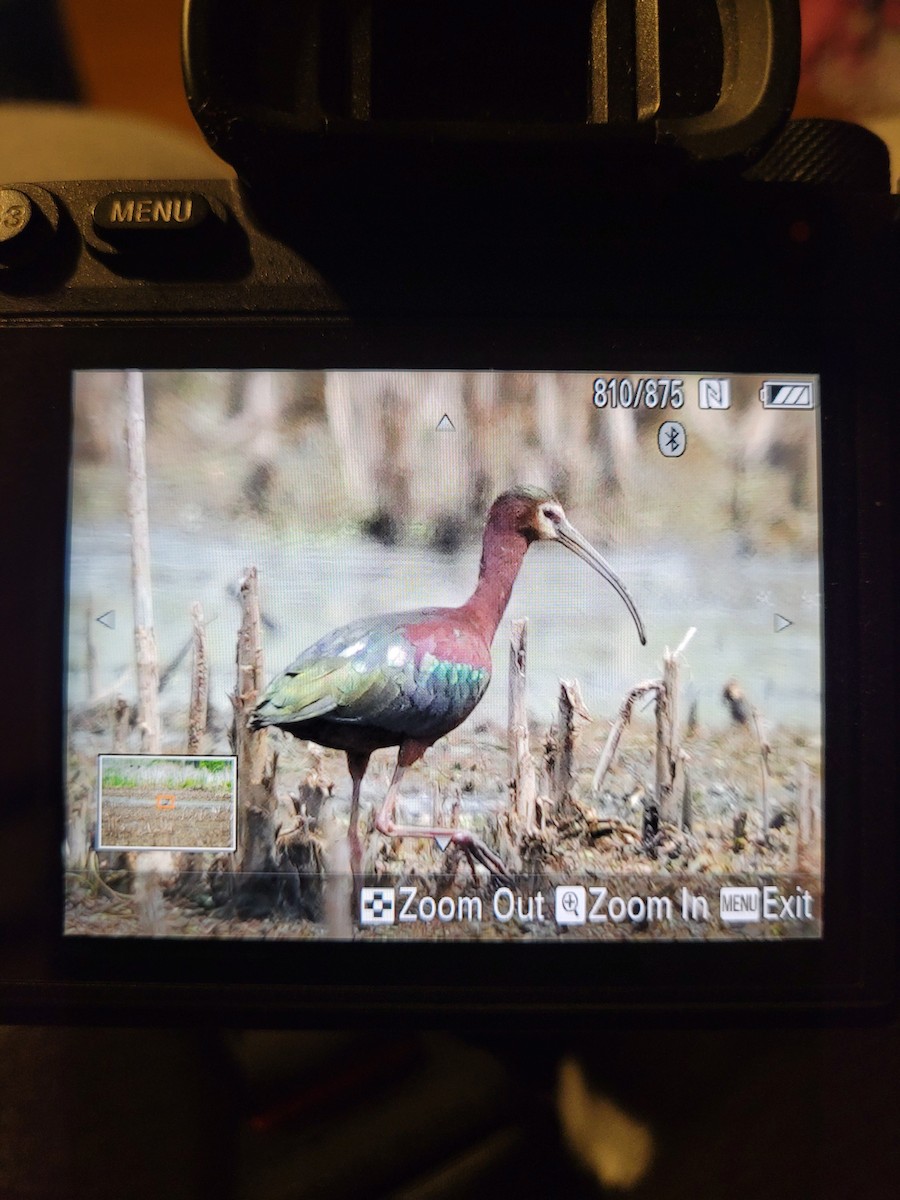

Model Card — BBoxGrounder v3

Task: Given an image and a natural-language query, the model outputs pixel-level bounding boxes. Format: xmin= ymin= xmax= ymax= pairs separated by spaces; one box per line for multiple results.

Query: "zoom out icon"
xmin=360 ymin=886 xmax=396 ymax=925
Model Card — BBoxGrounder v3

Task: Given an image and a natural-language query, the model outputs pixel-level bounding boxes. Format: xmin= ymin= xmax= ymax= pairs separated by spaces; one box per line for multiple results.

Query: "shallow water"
xmin=68 ymin=520 xmax=821 ymax=743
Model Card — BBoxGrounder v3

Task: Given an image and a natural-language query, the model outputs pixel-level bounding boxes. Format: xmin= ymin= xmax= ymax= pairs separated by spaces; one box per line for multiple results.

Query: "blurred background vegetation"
xmin=69 ymin=370 xmax=823 ymax=734
xmin=73 ymin=369 xmax=820 ymax=558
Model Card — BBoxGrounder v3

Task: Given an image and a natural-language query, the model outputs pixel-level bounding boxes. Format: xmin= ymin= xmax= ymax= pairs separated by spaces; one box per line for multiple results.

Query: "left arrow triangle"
xmin=96 ymin=611 xmax=116 ymax=630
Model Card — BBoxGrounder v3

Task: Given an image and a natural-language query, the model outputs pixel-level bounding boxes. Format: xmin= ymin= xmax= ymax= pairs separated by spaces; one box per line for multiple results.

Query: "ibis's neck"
xmin=461 ymin=525 xmax=529 ymax=643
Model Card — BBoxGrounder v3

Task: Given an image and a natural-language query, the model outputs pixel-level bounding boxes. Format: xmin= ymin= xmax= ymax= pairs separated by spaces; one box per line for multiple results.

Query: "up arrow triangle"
xmin=774 ymin=613 xmax=793 ymax=633
xmin=434 ymin=834 xmax=452 ymax=852
xmin=435 ymin=414 xmax=456 ymax=432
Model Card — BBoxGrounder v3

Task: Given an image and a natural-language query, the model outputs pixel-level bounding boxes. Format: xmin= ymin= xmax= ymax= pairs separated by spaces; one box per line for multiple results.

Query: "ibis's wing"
xmin=251 ymin=613 xmax=427 ymax=729
xmin=252 ymin=609 xmax=491 ymax=737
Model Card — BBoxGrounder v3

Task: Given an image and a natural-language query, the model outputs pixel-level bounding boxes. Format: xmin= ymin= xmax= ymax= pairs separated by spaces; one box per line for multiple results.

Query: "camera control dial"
xmin=0 ymin=186 xmax=58 ymax=269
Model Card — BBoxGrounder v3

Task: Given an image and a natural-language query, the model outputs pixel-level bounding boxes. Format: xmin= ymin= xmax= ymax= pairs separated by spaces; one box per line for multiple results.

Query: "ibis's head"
xmin=489 ymin=486 xmax=647 ymax=646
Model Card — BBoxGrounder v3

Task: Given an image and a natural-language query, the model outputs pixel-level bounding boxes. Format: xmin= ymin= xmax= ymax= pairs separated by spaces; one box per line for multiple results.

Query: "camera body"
xmin=0 ymin=1 xmax=897 ymax=1022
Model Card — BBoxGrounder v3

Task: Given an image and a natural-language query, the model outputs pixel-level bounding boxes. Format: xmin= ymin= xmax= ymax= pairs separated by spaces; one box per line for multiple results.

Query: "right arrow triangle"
xmin=774 ymin=614 xmax=793 ymax=633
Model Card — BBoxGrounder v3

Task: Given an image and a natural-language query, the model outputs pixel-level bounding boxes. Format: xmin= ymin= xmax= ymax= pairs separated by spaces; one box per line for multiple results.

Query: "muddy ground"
xmin=98 ymin=787 xmax=235 ymax=851
xmin=64 ymin=713 xmax=822 ymax=942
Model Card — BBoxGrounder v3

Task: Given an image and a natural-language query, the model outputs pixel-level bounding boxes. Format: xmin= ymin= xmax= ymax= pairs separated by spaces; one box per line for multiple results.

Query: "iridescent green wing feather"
xmin=251 ymin=614 xmax=401 ymax=727
xmin=251 ymin=609 xmax=490 ymax=739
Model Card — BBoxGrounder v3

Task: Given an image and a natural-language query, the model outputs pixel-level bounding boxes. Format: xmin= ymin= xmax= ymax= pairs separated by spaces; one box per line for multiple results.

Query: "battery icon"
xmin=759 ymin=381 xmax=815 ymax=409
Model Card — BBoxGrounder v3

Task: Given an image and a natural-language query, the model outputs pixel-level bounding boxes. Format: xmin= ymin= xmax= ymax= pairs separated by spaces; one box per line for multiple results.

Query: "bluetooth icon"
xmin=658 ymin=420 xmax=686 ymax=458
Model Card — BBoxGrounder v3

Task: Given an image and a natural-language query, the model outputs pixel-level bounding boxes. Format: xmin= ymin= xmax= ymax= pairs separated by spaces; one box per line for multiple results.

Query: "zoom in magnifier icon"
xmin=555 ymin=885 xmax=587 ymax=925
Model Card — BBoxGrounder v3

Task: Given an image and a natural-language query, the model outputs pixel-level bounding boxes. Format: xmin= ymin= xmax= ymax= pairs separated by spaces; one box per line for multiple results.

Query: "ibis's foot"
xmin=447 ymin=830 xmax=512 ymax=884
xmin=375 ymin=819 xmax=512 ymax=883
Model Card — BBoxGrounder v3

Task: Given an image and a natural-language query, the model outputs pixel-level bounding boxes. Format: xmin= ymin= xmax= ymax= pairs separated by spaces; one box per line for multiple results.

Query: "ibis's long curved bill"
xmin=557 ymin=518 xmax=647 ymax=646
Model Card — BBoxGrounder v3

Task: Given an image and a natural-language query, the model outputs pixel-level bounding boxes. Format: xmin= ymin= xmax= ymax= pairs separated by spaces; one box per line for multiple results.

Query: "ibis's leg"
xmin=372 ymin=751 xmax=414 ymax=836
xmin=374 ymin=741 xmax=511 ymax=881
xmin=346 ymin=751 xmax=370 ymax=880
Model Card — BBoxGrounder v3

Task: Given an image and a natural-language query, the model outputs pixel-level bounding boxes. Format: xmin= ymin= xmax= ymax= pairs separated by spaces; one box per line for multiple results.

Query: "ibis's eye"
xmin=542 ymin=507 xmax=561 ymax=524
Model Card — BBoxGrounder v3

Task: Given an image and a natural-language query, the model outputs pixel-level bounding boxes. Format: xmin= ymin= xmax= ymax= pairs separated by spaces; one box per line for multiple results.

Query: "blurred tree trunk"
xmin=124 ymin=370 xmax=170 ymax=932
xmin=125 ymin=370 xmax=160 ymax=754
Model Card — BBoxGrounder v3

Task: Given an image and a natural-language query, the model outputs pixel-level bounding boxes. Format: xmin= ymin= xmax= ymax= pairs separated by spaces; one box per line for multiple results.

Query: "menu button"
xmin=93 ymin=191 xmax=211 ymax=234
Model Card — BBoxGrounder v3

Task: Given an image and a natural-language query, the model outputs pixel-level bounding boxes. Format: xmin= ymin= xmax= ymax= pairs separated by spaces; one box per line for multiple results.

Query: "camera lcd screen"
xmin=64 ymin=369 xmax=822 ymax=943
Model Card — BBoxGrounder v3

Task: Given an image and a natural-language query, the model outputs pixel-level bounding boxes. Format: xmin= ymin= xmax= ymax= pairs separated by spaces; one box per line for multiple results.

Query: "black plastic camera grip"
xmin=181 ymin=0 xmax=801 ymax=182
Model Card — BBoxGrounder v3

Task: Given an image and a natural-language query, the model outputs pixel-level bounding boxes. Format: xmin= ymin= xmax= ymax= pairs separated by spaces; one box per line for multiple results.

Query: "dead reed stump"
xmin=187 ymin=601 xmax=208 ymax=755
xmin=231 ymin=568 xmax=280 ymax=911
xmin=732 ymin=810 xmax=749 ymax=854
xmin=171 ymin=602 xmax=211 ymax=898
xmin=111 ymin=696 xmax=130 ymax=752
xmin=592 ymin=629 xmax=695 ymax=858
xmin=67 ymin=800 xmax=91 ymax=872
xmin=655 ymin=651 xmax=678 ymax=822
xmin=228 ymin=567 xmax=323 ymax=920
xmin=508 ymin=619 xmax=538 ymax=831
xmin=796 ymin=760 xmax=819 ymax=874
xmin=551 ymin=679 xmax=589 ymax=815
xmin=750 ymin=706 xmax=771 ymax=845
xmin=592 ymin=681 xmax=660 ymax=795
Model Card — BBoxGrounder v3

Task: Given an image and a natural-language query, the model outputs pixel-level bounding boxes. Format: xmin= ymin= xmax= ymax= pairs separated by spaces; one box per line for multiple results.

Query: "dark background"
xmin=1 ymin=3 xmax=898 ymax=1198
